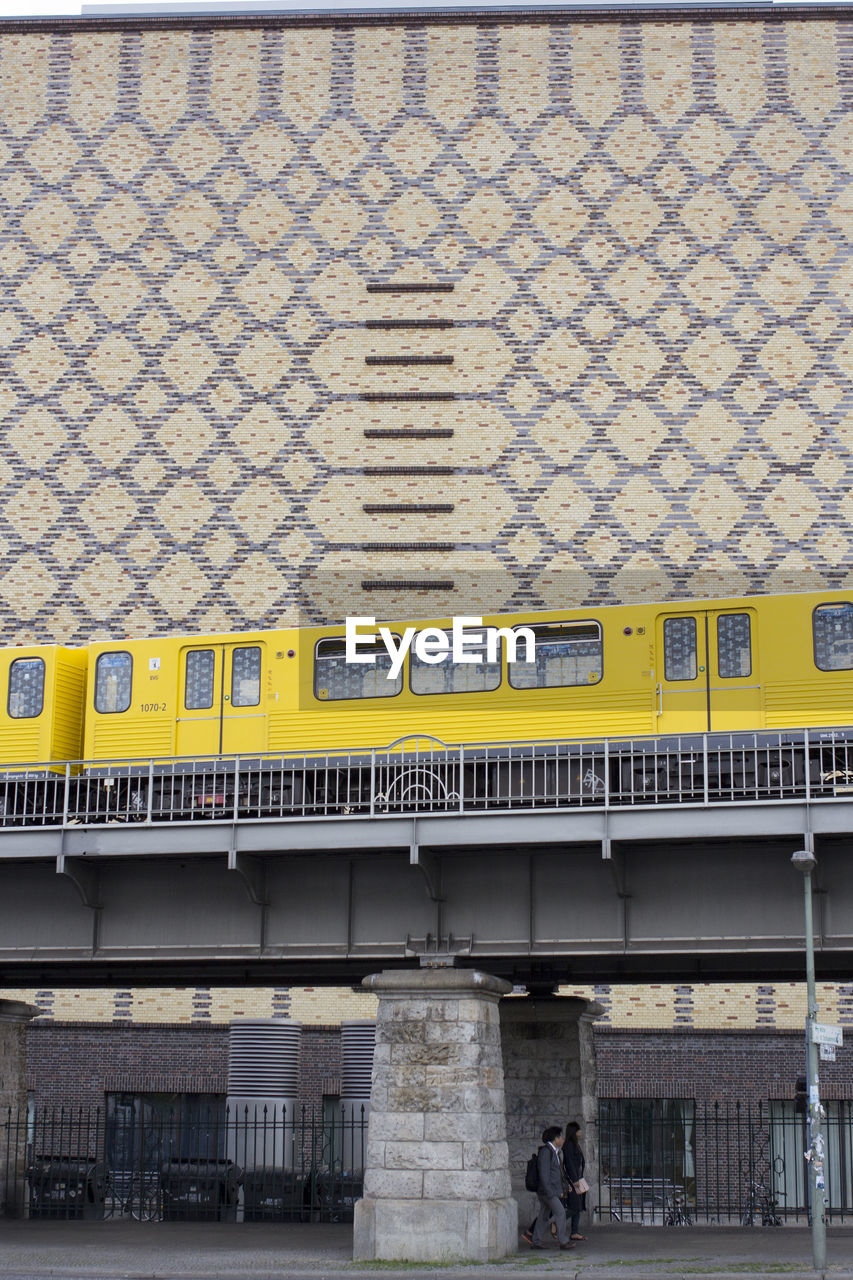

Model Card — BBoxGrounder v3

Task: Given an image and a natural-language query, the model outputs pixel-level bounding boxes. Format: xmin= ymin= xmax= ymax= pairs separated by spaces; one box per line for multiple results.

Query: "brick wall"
xmin=0 ymin=16 xmax=851 ymax=640
xmin=298 ymin=1025 xmax=342 ymax=1105
xmin=26 ymin=1022 xmax=229 ymax=1111
xmin=25 ymin=1019 xmax=343 ymax=1113
xmin=596 ymin=1027 xmax=853 ymax=1104
xmin=3 ymin=11 xmax=853 ymax=1078
xmin=25 ymin=1020 xmax=853 ymax=1113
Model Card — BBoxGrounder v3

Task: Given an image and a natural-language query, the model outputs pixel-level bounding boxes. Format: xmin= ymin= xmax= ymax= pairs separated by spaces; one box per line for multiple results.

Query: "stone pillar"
xmin=0 ymin=999 xmax=41 ymax=1217
xmin=500 ymin=996 xmax=603 ymax=1231
xmin=353 ymin=968 xmax=518 ymax=1262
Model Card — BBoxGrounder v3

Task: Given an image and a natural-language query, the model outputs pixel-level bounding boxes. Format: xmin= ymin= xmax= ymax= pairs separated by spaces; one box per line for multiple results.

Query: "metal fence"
xmin=599 ymin=1099 xmax=853 ymax=1225
xmin=2 ymin=726 xmax=853 ymax=828
xmin=1 ymin=1103 xmax=366 ymax=1223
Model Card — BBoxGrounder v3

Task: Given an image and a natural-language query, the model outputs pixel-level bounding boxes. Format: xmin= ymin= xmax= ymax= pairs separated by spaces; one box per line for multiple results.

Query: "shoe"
xmin=560 ymin=1242 xmax=576 ymax=1250
xmin=570 ymin=1234 xmax=586 ymax=1241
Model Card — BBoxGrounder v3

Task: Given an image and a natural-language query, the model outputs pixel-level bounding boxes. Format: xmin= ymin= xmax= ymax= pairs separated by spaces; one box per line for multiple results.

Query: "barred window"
xmin=599 ymin=1098 xmax=697 ymax=1218
xmin=663 ymin=617 xmax=697 ymax=682
xmin=231 ymin=647 xmax=261 ymax=707
xmin=315 ymin=637 xmax=402 ymax=700
xmin=185 ymin=650 xmax=215 ymax=710
xmin=95 ymin=652 xmax=132 ymax=714
xmin=8 ymin=657 xmax=45 ymax=719
xmin=814 ymin=603 xmax=853 ymax=671
xmin=410 ymin=628 xmax=501 ymax=695
xmin=508 ymin=622 xmax=602 ymax=689
xmin=717 ymin=614 xmax=751 ymax=679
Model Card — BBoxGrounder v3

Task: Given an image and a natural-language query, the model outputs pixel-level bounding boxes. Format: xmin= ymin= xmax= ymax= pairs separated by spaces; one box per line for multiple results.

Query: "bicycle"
xmin=103 ymin=1169 xmax=162 ymax=1221
xmin=739 ymin=1134 xmax=783 ymax=1227
xmin=740 ymin=1180 xmax=782 ymax=1226
xmin=665 ymin=1191 xmax=694 ymax=1226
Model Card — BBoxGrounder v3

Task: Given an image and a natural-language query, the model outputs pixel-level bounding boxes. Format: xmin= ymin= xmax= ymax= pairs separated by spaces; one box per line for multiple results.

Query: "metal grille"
xmin=1 ymin=726 xmax=853 ymax=827
xmin=598 ymin=1099 xmax=853 ymax=1225
xmin=2 ymin=1103 xmax=366 ymax=1224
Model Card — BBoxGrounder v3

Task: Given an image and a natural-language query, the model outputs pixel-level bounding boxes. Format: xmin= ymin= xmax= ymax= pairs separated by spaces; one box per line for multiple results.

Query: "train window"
xmin=94 ymin=651 xmax=132 ymax=714
xmin=231 ymin=647 xmax=261 ymax=707
xmin=411 ymin=628 xmax=501 ymax=695
xmin=508 ymin=621 xmax=602 ymax=689
xmin=663 ymin=617 xmax=697 ymax=681
xmin=813 ymin=602 xmax=853 ymax=670
xmin=314 ymin=637 xmax=402 ymax=700
xmin=185 ymin=650 xmax=215 ymax=710
xmin=8 ymin=657 xmax=45 ymax=719
xmin=717 ymin=613 xmax=751 ymax=678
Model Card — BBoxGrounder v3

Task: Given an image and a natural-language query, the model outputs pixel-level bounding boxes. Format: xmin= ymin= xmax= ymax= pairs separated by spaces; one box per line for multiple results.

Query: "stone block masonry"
xmin=353 ymin=968 xmax=517 ymax=1262
xmin=0 ymin=1000 xmax=40 ymax=1216
xmin=501 ymin=996 xmax=602 ymax=1229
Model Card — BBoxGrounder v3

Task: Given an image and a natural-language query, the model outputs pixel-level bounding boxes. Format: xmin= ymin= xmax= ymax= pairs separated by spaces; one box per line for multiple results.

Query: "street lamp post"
xmin=791 ymin=849 xmax=826 ymax=1273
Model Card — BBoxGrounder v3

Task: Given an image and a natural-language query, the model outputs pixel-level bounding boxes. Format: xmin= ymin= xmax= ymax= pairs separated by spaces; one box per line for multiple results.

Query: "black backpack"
xmin=525 ymin=1149 xmax=541 ymax=1192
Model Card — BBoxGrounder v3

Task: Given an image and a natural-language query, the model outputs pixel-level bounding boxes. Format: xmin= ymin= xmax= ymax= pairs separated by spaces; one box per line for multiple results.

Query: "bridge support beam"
xmin=500 ymin=995 xmax=604 ymax=1230
xmin=0 ymin=999 xmax=41 ymax=1216
xmin=353 ymin=967 xmax=517 ymax=1262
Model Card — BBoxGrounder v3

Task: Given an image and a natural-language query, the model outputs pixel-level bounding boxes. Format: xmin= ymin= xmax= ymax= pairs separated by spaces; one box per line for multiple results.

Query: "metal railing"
xmin=1 ymin=727 xmax=852 ymax=828
xmin=599 ymin=1099 xmax=853 ymax=1225
xmin=1 ymin=1103 xmax=366 ymax=1222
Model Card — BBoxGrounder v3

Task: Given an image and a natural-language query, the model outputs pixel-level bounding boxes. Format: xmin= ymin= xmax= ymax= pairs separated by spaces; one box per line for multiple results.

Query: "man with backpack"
xmin=521 ymin=1125 xmax=575 ymax=1250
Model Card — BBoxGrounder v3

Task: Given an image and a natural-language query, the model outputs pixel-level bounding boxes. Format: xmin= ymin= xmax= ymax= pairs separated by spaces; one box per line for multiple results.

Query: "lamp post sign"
xmin=812 ymin=1022 xmax=843 ymax=1047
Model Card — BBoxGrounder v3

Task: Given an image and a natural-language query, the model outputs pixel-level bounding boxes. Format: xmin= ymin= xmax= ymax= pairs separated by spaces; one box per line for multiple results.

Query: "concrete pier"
xmin=501 ymin=996 xmax=603 ymax=1229
xmin=0 ymin=999 xmax=41 ymax=1216
xmin=352 ymin=968 xmax=517 ymax=1262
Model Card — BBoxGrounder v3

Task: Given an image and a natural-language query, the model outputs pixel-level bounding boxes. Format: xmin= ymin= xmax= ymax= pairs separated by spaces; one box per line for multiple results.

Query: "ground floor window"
xmin=105 ymin=1092 xmax=226 ymax=1172
xmin=768 ymin=1100 xmax=853 ymax=1217
xmin=599 ymin=1098 xmax=696 ymax=1221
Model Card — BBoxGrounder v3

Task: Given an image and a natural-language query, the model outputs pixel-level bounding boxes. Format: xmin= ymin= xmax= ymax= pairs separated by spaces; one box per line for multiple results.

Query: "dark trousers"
xmin=532 ymin=1193 xmax=568 ymax=1246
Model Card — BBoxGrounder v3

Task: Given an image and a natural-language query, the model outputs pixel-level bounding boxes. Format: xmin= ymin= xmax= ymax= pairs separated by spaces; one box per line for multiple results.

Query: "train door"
xmin=176 ymin=643 xmax=266 ymax=757
xmin=654 ymin=609 xmax=759 ymax=733
xmin=707 ymin=608 xmax=761 ymax=731
xmin=655 ymin=612 xmax=709 ymax=733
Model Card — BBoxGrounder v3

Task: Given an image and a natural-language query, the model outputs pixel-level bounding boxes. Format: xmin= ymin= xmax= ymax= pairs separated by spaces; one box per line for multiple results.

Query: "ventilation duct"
xmin=338 ymin=1021 xmax=375 ymax=1170
xmin=226 ymin=1020 xmax=301 ymax=1172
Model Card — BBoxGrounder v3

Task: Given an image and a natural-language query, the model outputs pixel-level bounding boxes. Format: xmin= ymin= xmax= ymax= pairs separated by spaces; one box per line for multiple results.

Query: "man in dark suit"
xmin=524 ymin=1125 xmax=575 ymax=1250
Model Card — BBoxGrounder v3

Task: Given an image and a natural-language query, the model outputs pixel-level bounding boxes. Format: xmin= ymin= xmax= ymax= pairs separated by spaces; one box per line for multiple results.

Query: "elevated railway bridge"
xmin=0 ymin=727 xmax=851 ymax=987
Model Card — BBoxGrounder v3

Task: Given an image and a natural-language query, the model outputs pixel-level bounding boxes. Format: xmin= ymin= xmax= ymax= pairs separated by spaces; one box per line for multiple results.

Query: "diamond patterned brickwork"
xmin=4 ymin=979 xmax=850 ymax=1034
xmin=1 ymin=18 xmax=853 ymax=639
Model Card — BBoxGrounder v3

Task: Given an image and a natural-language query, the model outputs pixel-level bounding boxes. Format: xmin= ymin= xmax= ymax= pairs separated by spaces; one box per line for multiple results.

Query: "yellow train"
xmin=1 ymin=589 xmax=852 ymax=820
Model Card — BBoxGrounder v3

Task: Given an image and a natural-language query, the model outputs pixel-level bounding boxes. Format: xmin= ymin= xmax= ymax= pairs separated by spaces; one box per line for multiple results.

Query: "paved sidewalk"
xmin=0 ymin=1222 xmax=851 ymax=1280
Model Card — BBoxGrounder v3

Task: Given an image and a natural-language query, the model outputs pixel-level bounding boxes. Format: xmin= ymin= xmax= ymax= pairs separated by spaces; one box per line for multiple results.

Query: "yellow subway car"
xmin=81 ymin=589 xmax=853 ymax=758
xmin=69 ymin=589 xmax=853 ymax=818
xmin=0 ymin=645 xmax=87 ymax=819
xmin=0 ymin=645 xmax=87 ymax=767
xmin=1 ymin=589 xmax=851 ymax=822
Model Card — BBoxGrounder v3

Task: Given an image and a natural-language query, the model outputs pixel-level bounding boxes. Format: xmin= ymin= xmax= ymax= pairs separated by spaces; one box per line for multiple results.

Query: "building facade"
xmin=0 ymin=6 xmax=852 ymax=1125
